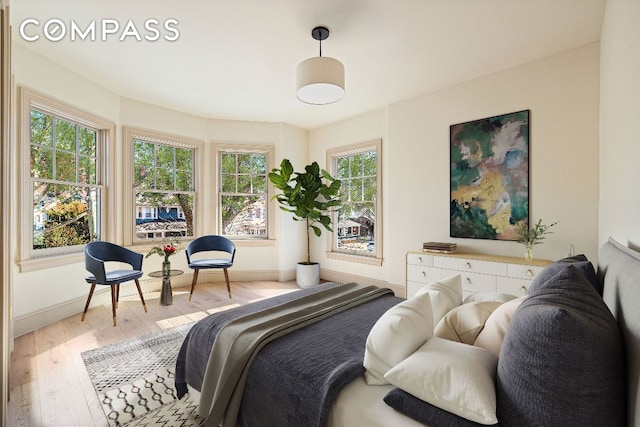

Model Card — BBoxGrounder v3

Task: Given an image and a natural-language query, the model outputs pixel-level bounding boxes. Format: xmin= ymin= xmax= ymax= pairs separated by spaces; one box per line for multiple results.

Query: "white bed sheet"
xmin=328 ymin=376 xmax=427 ymax=427
xmin=190 ymin=377 xmax=427 ymax=426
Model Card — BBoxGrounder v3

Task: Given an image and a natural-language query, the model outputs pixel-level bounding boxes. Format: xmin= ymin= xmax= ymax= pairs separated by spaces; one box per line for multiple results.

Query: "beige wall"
xmin=599 ymin=1 xmax=640 ymax=250
xmin=10 ymin=35 xmax=604 ymax=335
xmin=11 ymin=44 xmax=307 ymax=335
xmin=311 ymin=43 xmax=601 ymax=289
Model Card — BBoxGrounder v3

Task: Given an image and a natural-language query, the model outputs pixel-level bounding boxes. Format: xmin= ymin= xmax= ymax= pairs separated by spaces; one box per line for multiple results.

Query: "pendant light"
xmin=296 ymin=26 xmax=345 ymax=105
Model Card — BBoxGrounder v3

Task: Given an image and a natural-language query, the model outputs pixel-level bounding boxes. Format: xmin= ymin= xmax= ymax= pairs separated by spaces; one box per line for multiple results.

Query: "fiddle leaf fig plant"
xmin=269 ymin=159 xmax=342 ymax=265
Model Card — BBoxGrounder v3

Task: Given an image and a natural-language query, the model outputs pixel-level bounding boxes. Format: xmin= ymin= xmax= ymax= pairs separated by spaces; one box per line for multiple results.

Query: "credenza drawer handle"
xmin=465 ymin=262 xmax=471 ymax=269
xmin=421 ymin=271 xmax=426 ymax=277
xmin=526 ymin=269 xmax=534 ymax=276
xmin=418 ymin=256 xmax=423 ymax=263
xmin=465 ymin=277 xmax=472 ymax=284
xmin=521 ymin=285 xmax=527 ymax=294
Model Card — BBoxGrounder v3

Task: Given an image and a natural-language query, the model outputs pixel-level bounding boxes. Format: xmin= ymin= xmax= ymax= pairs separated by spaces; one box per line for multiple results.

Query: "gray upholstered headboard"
xmin=598 ymin=237 xmax=640 ymax=427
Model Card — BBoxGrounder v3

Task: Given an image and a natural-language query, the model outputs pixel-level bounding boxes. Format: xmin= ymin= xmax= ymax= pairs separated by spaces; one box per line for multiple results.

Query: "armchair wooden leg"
xmin=81 ymin=284 xmax=96 ymax=322
xmin=110 ymin=285 xmax=118 ymax=327
xmin=189 ymin=269 xmax=199 ymax=301
xmin=115 ymin=284 xmax=120 ymax=309
xmin=134 ymin=279 xmax=147 ymax=313
xmin=223 ymin=268 xmax=232 ymax=299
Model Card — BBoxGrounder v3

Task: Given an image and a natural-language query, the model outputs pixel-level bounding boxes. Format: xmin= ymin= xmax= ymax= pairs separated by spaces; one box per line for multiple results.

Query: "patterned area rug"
xmin=81 ymin=323 xmax=205 ymax=426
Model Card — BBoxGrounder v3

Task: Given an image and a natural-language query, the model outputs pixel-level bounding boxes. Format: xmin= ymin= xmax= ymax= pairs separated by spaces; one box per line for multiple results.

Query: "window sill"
xmin=18 ymin=251 xmax=84 ymax=273
xmin=326 ymin=251 xmax=383 ymax=266
xmin=231 ymin=238 xmax=276 ymax=247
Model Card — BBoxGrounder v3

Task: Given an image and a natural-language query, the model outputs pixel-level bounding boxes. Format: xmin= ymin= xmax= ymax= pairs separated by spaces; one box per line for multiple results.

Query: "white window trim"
xmin=123 ymin=126 xmax=204 ymax=247
xmin=18 ymin=88 xmax=115 ymax=272
xmin=326 ymin=139 xmax=383 ymax=266
xmin=214 ymin=143 xmax=275 ymax=241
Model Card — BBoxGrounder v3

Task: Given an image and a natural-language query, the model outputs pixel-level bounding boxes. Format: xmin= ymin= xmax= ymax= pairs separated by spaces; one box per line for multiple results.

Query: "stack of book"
xmin=423 ymin=242 xmax=457 ymax=254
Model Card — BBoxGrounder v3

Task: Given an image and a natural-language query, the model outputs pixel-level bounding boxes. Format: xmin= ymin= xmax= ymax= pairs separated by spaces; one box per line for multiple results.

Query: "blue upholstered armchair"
xmin=82 ymin=241 xmax=147 ymax=326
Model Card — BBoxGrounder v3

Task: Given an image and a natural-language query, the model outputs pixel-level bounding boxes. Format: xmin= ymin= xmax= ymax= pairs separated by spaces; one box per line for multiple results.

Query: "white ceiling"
xmin=11 ymin=0 xmax=606 ymax=130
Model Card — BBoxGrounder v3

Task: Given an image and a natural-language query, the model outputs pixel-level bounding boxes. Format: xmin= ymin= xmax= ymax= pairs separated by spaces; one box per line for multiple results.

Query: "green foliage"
xmin=269 ymin=159 xmax=341 ymax=264
xmin=42 ymin=200 xmax=91 ymax=248
xmin=516 ymin=218 xmax=558 ymax=249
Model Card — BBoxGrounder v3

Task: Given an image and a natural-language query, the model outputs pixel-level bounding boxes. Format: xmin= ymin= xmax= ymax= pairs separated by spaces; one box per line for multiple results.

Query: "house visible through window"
xmin=30 ymin=109 xmax=102 ymax=251
xmin=133 ymin=136 xmax=195 ymax=241
xmin=218 ymin=147 xmax=271 ymax=238
xmin=329 ymin=139 xmax=382 ymax=260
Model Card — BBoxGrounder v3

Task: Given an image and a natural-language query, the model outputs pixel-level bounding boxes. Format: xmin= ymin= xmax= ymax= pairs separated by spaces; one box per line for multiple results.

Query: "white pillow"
xmin=474 ymin=295 xmax=526 ymax=357
xmin=434 ymin=301 xmax=503 ymax=345
xmin=415 ymin=274 xmax=463 ymax=325
xmin=384 ymin=337 xmax=499 ymax=425
xmin=363 ymin=291 xmax=433 ymax=385
xmin=463 ymin=292 xmax=517 ymax=304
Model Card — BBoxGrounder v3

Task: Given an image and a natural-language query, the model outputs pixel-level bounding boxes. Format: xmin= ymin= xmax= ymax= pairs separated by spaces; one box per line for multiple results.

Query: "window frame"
xmin=124 ymin=127 xmax=203 ymax=246
xmin=18 ymin=88 xmax=115 ymax=272
xmin=214 ymin=143 xmax=275 ymax=241
xmin=326 ymin=139 xmax=383 ymax=266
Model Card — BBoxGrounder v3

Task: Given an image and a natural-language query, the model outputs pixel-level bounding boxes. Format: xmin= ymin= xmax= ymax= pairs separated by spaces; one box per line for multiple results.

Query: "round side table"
xmin=148 ymin=269 xmax=184 ymax=305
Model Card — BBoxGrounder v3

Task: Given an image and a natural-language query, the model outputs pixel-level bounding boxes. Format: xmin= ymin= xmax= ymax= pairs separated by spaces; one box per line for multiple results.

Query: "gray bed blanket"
xmin=175 ymin=282 xmax=401 ymax=427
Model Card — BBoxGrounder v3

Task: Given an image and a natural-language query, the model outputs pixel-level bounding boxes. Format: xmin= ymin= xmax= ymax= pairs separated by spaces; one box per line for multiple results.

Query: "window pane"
xmin=135 ymin=165 xmax=153 ymax=188
xmin=135 ymin=191 xmax=192 ymax=240
xmin=221 ymin=153 xmax=236 ymax=173
xmin=221 ymin=195 xmax=266 ymax=236
xmin=79 ymin=127 xmax=96 ymax=156
xmin=349 ymin=178 xmax=363 ymax=201
xmin=176 ymin=170 xmax=192 ymax=192
xmin=363 ymin=177 xmax=377 ymax=201
xmin=133 ymin=138 xmax=196 ymax=241
xmin=336 ymin=204 xmax=375 ymax=252
xmin=252 ymin=154 xmax=266 ymax=174
xmin=221 ymin=174 xmax=236 ymax=193
xmin=55 ymin=150 xmax=76 ymax=182
xmin=79 ymin=155 xmax=96 ymax=184
xmin=331 ymin=144 xmax=380 ymax=257
xmin=156 ymin=167 xmax=173 ymax=189
xmin=219 ymin=150 xmax=269 ymax=238
xmin=134 ymin=140 xmax=154 ymax=166
xmin=350 ymin=154 xmax=363 ymax=177
xmin=31 ymin=111 xmax=53 ymax=147
xmin=175 ymin=147 xmax=192 ymax=172
xmin=363 ymin=151 xmax=377 ymax=176
xmin=238 ymin=174 xmax=251 ymax=193
xmin=337 ymin=157 xmax=349 ymax=179
xmin=253 ymin=175 xmax=266 ymax=193
xmin=156 ymin=145 xmax=174 ymax=170
xmin=55 ymin=119 xmax=77 ymax=152
xmin=238 ymin=154 xmax=252 ymax=173
xmin=31 ymin=146 xmax=53 ymax=179
xmin=33 ymin=182 xmax=98 ymax=249
xmin=28 ymin=101 xmax=105 ymax=256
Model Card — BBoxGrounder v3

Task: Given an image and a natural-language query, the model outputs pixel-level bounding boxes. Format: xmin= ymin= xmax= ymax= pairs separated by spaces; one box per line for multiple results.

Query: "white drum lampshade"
xmin=297 ymin=56 xmax=345 ymax=105
xmin=296 ymin=26 xmax=345 ymax=105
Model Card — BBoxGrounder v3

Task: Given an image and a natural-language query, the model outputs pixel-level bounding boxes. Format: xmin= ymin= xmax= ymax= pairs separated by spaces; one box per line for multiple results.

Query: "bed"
xmin=175 ymin=237 xmax=639 ymax=427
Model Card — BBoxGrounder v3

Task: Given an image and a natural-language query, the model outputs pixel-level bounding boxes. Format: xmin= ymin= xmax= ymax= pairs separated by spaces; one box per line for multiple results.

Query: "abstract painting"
xmin=450 ymin=110 xmax=529 ymax=240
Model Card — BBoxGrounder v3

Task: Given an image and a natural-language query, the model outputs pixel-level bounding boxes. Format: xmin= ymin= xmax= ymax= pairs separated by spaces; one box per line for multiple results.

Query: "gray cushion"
xmin=529 ymin=254 xmax=600 ymax=294
xmin=384 ymin=388 xmax=498 ymax=427
xmin=496 ymin=265 xmax=626 ymax=427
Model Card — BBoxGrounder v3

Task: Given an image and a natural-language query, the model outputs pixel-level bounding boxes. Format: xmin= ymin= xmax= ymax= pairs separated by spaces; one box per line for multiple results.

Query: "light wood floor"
xmin=7 ymin=280 xmax=299 ymax=427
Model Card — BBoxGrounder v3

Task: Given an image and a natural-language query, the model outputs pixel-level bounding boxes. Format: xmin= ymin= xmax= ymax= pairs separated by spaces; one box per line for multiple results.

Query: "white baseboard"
xmin=13 ymin=268 xmax=402 ymax=337
xmin=13 ymin=269 xmax=283 ymax=337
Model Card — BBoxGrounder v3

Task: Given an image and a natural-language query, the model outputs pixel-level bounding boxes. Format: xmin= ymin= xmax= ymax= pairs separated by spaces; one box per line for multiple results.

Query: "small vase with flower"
xmin=146 ymin=241 xmax=179 ymax=276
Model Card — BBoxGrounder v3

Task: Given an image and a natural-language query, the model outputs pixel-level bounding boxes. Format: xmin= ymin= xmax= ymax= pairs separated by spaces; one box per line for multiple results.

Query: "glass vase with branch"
xmin=516 ymin=218 xmax=558 ymax=260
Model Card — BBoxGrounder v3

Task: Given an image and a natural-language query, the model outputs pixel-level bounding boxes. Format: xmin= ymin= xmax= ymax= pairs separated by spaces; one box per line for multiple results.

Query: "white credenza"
xmin=406 ymin=251 xmax=553 ymax=299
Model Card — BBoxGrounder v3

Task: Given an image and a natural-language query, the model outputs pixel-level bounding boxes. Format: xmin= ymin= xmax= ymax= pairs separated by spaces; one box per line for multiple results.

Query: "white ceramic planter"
xmin=296 ymin=263 xmax=320 ymax=288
